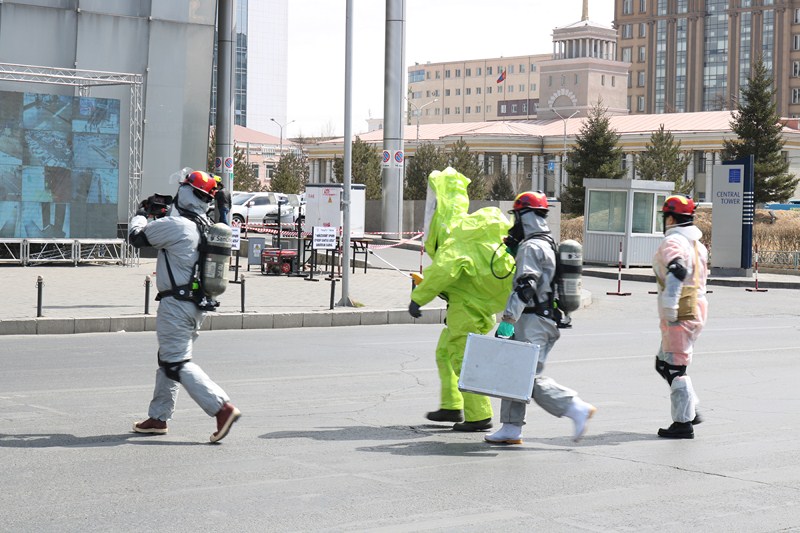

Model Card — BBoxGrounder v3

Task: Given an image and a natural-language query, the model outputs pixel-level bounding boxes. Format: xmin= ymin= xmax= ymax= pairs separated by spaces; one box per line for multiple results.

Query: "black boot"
xmin=452 ymin=418 xmax=493 ymax=432
xmin=658 ymin=421 xmax=694 ymax=439
xmin=691 ymin=411 xmax=703 ymax=425
xmin=425 ymin=409 xmax=463 ymax=423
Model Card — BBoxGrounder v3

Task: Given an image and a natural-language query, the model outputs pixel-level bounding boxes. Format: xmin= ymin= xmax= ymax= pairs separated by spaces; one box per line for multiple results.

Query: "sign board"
xmin=459 ymin=334 xmax=540 ymax=402
xmin=393 ymin=150 xmax=404 ymax=168
xmin=312 ymin=226 xmax=337 ymax=250
xmin=230 ymin=227 xmax=240 ymax=251
xmin=381 ymin=150 xmax=391 ymax=169
xmin=214 ymin=157 xmax=222 ymax=173
xmin=547 ymin=161 xmax=555 ymax=172
xmin=711 ymin=157 xmax=754 ymax=276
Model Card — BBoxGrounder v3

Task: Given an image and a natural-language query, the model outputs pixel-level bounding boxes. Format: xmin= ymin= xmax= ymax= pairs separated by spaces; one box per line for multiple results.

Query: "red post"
xmin=746 ymin=243 xmax=768 ymax=292
xmin=607 ymin=240 xmax=631 ymax=296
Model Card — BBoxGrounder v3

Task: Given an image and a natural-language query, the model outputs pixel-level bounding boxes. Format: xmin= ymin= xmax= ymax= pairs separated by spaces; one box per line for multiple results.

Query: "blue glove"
xmin=495 ymin=321 xmax=515 ymax=339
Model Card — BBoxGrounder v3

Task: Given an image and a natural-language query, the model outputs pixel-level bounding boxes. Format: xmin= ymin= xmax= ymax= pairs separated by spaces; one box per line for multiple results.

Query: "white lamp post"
xmin=270 ymin=117 xmax=295 ymax=160
xmin=405 ymin=98 xmax=438 ymax=144
xmin=552 ymin=109 xmax=579 ymax=196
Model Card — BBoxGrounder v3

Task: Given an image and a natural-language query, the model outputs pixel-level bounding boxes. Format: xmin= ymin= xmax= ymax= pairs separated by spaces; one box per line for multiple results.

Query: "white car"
xmin=230 ymin=192 xmax=288 ymax=225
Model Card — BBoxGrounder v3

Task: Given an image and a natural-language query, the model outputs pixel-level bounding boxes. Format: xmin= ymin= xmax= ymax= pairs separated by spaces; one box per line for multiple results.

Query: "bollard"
xmin=329 ymin=278 xmax=337 ymax=310
xmin=36 ymin=276 xmax=44 ymax=317
xmin=240 ymin=275 xmax=246 ymax=313
xmin=746 ymin=243 xmax=768 ymax=293
xmin=144 ymin=275 xmax=152 ymax=315
xmin=607 ymin=241 xmax=631 ymax=296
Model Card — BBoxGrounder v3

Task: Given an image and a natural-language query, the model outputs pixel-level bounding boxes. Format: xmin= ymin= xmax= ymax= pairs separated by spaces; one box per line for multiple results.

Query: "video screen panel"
xmin=0 ymin=90 xmax=120 ymax=239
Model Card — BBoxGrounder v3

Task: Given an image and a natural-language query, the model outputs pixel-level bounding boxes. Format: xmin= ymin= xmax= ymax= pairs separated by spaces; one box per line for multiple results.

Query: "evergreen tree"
xmin=561 ymin=101 xmax=625 ymax=215
xmin=447 ymin=138 xmax=488 ymax=200
xmin=332 ymin=136 xmax=383 ymax=200
xmin=404 ymin=142 xmax=447 ymax=200
xmin=206 ymin=128 xmax=261 ymax=192
xmin=269 ymin=151 xmax=309 ymax=194
xmin=721 ymin=57 xmax=798 ymax=203
xmin=637 ymin=124 xmax=693 ymax=195
xmin=489 ymin=168 xmax=515 ymax=200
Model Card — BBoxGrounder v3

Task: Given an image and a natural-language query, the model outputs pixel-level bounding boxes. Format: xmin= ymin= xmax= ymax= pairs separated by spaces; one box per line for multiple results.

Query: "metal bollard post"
xmin=144 ymin=275 xmax=151 ymax=315
xmin=329 ymin=278 xmax=337 ymax=310
xmin=240 ymin=275 xmax=246 ymax=313
xmin=36 ymin=276 xmax=44 ymax=317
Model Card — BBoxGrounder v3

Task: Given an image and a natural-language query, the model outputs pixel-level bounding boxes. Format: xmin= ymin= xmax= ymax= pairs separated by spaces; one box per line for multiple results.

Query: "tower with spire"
xmin=537 ymin=0 xmax=630 ymax=120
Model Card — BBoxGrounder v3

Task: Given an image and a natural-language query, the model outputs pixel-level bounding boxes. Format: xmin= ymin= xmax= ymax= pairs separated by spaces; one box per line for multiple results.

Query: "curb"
xmin=582 ymin=269 xmax=800 ymax=290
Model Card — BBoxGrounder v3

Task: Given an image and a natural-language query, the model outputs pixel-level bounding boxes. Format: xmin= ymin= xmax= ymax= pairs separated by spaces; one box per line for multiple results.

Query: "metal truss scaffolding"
xmin=0 ymin=62 xmax=143 ymax=265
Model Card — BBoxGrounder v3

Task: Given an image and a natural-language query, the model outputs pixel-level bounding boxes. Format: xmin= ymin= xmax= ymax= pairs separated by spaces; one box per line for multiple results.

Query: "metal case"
xmin=458 ymin=334 xmax=540 ymax=403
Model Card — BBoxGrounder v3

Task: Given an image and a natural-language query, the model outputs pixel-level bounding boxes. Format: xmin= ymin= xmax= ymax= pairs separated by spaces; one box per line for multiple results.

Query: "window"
xmin=623 ymin=0 xmax=633 ymax=14
xmin=640 ymin=0 xmax=647 ymax=12
xmin=426 ymin=71 xmax=431 ymax=80
xmin=575 ymin=74 xmax=579 ymax=84
xmin=627 ymin=95 xmax=632 ymax=111
xmin=588 ymin=191 xmax=626 ymax=233
xmin=465 ymin=106 xmax=471 ymax=114
xmin=433 ymin=89 xmax=439 ymax=96
xmin=455 ymin=88 xmax=461 ymax=96
xmin=444 ymin=107 xmax=450 ymax=115
xmin=638 ymin=71 xmax=646 ymax=86
xmin=498 ymin=85 xmax=503 ymax=93
xmin=445 ymin=69 xmax=451 ymax=78
xmin=508 ymin=65 xmax=514 ymax=74
xmin=531 ymin=64 xmax=537 ymax=72
xmin=466 ymin=88 xmax=472 ymax=95
xmin=445 ymin=89 xmax=451 ymax=96
xmin=435 ymin=71 xmax=441 ymax=79
xmin=487 ymin=66 xmax=493 ymax=75
xmin=623 ymin=24 xmax=633 ymax=38
xmin=622 ymin=47 xmax=633 ymax=62
xmin=508 ymin=85 xmax=514 ymax=93
xmin=530 ymin=83 xmax=537 ymax=91
xmin=409 ymin=69 xmax=424 ymax=83
xmin=793 ymin=88 xmax=800 ymax=104
xmin=434 ymin=108 xmax=440 ymax=116
xmin=519 ymin=64 xmax=525 ymax=73
xmin=561 ymin=74 xmax=566 ymax=86
xmin=455 ymin=69 xmax=461 ymax=77
xmin=639 ymin=46 xmax=646 ymax=62
xmin=476 ymin=87 xmax=482 ymax=95
xmin=511 ymin=104 xmax=518 ymax=113
xmin=486 ymin=104 xmax=492 ymax=113
xmin=632 ymin=192 xmax=657 ymax=233
xmin=476 ymin=67 xmax=482 ymax=76
xmin=612 ymin=76 xmax=616 ymax=87
xmin=637 ymin=95 xmax=645 ymax=111
xmin=601 ymin=75 xmax=606 ymax=86
xmin=455 ymin=107 xmax=461 ymax=114
xmin=522 ymin=103 xmax=528 ymax=113
xmin=520 ymin=84 xmax=525 ymax=92
xmin=487 ymin=86 xmax=493 ymax=94
xmin=628 ymin=73 xmax=633 ymax=88
xmin=500 ymin=104 xmax=507 ymax=113
xmin=411 ymin=91 xmax=421 ymax=99
xmin=476 ymin=105 xmax=481 ymax=113
xmin=795 ymin=35 xmax=800 ymax=50
xmin=795 ymin=8 xmax=800 ymax=24
xmin=640 ymin=23 xmax=647 ymax=37
xmin=549 ymin=75 xmax=553 ymax=87
xmin=794 ymin=61 xmax=800 ymax=77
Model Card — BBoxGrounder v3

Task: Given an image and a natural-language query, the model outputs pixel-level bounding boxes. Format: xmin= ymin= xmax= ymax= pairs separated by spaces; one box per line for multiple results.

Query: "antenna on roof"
xmin=582 ymin=0 xmax=589 ymax=21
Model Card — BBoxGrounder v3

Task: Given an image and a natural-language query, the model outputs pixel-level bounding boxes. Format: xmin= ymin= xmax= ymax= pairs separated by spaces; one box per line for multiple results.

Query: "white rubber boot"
xmin=484 ymin=423 xmax=523 ymax=445
xmin=564 ymin=398 xmax=597 ymax=442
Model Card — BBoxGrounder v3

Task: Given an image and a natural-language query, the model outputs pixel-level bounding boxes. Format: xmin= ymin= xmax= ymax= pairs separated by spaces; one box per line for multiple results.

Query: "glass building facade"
xmin=210 ymin=0 xmax=249 ymax=127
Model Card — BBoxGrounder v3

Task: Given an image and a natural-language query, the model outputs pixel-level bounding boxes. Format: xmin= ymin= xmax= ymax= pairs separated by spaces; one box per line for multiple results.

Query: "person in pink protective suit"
xmin=652 ymin=195 xmax=709 ymax=439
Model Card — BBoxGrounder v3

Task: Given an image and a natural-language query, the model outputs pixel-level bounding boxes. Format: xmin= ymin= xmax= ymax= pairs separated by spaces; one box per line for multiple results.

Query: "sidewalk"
xmin=3 ymin=240 xmax=793 ymax=335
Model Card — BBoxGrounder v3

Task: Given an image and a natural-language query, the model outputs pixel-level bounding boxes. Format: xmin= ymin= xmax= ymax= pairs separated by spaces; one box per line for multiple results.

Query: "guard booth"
xmin=582 ymin=179 xmax=674 ymax=267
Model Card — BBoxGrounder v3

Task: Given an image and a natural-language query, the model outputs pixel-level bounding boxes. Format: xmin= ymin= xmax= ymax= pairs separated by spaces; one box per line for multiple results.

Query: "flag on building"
xmin=496 ymin=69 xmax=506 ymax=83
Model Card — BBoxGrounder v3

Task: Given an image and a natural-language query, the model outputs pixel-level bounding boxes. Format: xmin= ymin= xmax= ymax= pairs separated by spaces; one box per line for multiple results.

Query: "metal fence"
xmin=758 ymin=250 xmax=800 ymax=270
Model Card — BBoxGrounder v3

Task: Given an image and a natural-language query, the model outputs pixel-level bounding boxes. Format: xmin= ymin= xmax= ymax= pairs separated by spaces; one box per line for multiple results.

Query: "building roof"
xmin=233 ymin=125 xmax=296 ymax=146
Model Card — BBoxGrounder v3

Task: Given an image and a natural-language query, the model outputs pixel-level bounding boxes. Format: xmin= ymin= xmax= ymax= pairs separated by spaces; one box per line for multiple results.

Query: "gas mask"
xmin=503 ymin=211 xmax=526 ymax=255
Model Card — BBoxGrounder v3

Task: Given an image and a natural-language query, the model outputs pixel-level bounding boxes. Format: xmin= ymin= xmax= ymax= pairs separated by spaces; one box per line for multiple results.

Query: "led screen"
xmin=0 ymin=90 xmax=120 ymax=239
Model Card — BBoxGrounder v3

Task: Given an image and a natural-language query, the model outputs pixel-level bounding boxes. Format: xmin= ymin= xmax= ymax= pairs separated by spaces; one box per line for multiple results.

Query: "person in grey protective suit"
xmin=485 ymin=192 xmax=596 ymax=445
xmin=129 ymin=170 xmax=241 ymax=443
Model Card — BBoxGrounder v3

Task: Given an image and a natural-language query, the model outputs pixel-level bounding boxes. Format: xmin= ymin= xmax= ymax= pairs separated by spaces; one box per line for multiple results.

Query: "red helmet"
xmin=183 ymin=170 xmax=217 ymax=199
xmin=512 ymin=191 xmax=548 ymax=212
xmin=662 ymin=195 xmax=695 ymax=217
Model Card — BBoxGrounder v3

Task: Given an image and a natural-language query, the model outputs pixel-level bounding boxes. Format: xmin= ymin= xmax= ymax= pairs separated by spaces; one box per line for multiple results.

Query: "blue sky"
xmin=287 ymin=0 xmax=616 ymax=138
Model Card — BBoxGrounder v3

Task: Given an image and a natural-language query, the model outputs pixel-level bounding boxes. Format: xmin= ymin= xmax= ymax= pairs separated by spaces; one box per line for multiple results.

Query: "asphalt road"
xmin=1 ymin=277 xmax=799 ymax=532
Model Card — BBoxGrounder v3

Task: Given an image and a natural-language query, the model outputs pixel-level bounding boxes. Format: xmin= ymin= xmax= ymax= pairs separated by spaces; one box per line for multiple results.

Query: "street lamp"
xmin=405 ymin=98 xmax=438 ymax=144
xmin=270 ymin=117 xmax=295 ymax=160
xmin=552 ymin=108 xmax=579 ymax=196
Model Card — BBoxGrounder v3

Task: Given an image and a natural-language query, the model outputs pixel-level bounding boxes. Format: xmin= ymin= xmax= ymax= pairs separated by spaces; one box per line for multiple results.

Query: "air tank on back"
xmin=201 ymin=223 xmax=232 ymax=297
xmin=557 ymin=239 xmax=583 ymax=313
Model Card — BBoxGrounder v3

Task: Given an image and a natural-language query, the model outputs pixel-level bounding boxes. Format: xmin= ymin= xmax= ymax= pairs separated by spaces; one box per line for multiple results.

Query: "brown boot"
xmin=132 ymin=418 xmax=168 ymax=435
xmin=210 ymin=402 xmax=241 ymax=443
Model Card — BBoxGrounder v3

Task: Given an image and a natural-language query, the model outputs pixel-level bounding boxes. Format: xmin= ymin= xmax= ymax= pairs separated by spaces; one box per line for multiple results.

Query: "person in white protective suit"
xmin=652 ymin=194 xmax=709 ymax=439
xmin=128 ymin=170 xmax=241 ymax=443
xmin=485 ymin=192 xmax=596 ymax=445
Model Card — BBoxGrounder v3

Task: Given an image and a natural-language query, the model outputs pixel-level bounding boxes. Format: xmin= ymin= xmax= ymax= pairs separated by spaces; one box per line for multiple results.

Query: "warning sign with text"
xmin=313 ymin=227 xmax=337 ymax=250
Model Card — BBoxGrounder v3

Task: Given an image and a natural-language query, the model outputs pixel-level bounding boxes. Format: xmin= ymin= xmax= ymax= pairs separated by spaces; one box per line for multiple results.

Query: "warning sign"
xmin=313 ymin=227 xmax=337 ymax=250
xmin=393 ymin=150 xmax=404 ymax=169
xmin=381 ymin=150 xmax=391 ymax=168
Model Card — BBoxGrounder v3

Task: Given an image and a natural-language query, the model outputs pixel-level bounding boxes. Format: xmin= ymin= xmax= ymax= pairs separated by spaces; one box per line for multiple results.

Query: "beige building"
xmin=615 ymin=0 xmax=800 ymax=117
xmin=407 ymin=53 xmax=552 ymax=125
xmin=232 ymin=125 xmax=300 ymax=189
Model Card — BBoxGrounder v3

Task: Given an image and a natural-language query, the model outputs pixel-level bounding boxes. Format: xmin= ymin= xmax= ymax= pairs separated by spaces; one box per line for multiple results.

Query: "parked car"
xmin=285 ymin=193 xmax=306 ymax=222
xmin=230 ymin=192 xmax=288 ymax=225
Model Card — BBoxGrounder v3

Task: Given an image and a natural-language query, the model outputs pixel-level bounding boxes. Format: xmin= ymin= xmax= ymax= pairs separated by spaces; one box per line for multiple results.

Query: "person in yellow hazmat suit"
xmin=407 ymin=167 xmax=515 ymax=431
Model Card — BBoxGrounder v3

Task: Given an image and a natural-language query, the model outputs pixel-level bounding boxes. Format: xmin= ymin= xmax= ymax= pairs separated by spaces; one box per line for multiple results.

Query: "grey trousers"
xmin=499 ymin=314 xmax=576 ymax=426
xmin=147 ymin=297 xmax=229 ymax=421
